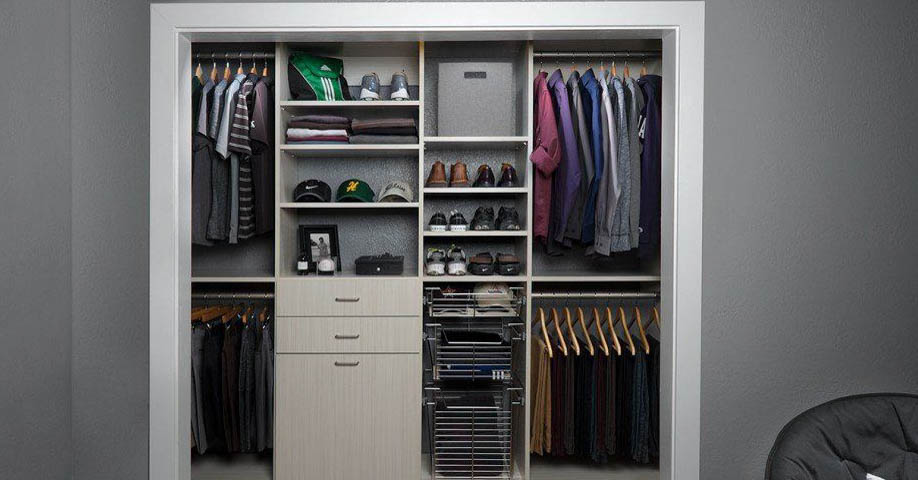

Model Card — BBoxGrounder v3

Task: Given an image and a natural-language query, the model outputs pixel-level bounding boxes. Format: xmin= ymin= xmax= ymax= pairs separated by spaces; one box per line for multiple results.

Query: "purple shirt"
xmin=530 ymin=72 xmax=561 ymax=243
xmin=547 ymin=70 xmax=583 ymax=246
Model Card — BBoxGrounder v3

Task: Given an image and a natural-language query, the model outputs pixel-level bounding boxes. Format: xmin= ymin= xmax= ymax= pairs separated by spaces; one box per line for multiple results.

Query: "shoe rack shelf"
xmin=421 ymin=275 xmax=527 ymax=283
xmin=280 ymin=100 xmax=420 ymax=108
xmin=280 ymin=144 xmax=420 ymax=157
xmin=424 ymin=136 xmax=528 ymax=148
xmin=279 ymin=202 xmax=420 ymax=209
xmin=422 ymin=187 xmax=528 ymax=195
xmin=423 ymin=231 xmax=527 ymax=238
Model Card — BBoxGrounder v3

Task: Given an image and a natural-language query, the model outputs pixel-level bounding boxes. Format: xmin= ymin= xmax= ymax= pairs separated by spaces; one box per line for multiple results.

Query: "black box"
xmin=354 ymin=253 xmax=404 ymax=275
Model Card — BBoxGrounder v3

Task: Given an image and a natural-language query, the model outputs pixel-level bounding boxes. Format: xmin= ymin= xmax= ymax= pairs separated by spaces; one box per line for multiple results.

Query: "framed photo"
xmin=298 ymin=224 xmax=341 ymax=273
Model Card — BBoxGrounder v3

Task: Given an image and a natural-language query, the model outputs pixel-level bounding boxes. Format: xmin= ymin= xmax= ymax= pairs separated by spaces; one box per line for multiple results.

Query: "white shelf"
xmin=422 ymin=275 xmax=526 ymax=283
xmin=280 ymin=100 xmax=420 ymax=108
xmin=281 ymin=144 xmax=419 ymax=157
xmin=280 ymin=202 xmax=419 ymax=209
xmin=422 ymin=187 xmax=528 ymax=194
xmin=424 ymin=136 xmax=529 ymax=148
xmin=191 ymin=276 xmax=275 ymax=283
xmin=423 ymin=230 xmax=527 ymax=238
xmin=531 ymin=274 xmax=662 ymax=283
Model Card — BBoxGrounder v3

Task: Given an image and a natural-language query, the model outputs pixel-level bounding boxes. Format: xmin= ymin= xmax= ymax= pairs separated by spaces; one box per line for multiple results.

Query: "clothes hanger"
xmin=191 ymin=306 xmax=219 ymax=322
xmin=549 ymin=307 xmax=569 ymax=356
xmin=617 ymin=306 xmax=636 ymax=355
xmin=236 ymin=53 xmax=244 ymax=75
xmin=631 ymin=305 xmax=650 ymax=354
xmin=562 ymin=306 xmax=580 ymax=355
xmin=194 ymin=58 xmax=205 ymax=85
xmin=536 ymin=307 xmax=554 ymax=358
xmin=576 ymin=307 xmax=595 ymax=356
xmin=589 ymin=307 xmax=610 ymax=356
xmin=261 ymin=53 xmax=270 ymax=77
xmin=623 ymin=59 xmax=631 ymax=79
xmin=223 ymin=54 xmax=231 ymax=81
xmin=641 ymin=58 xmax=648 ymax=77
xmin=201 ymin=305 xmax=229 ymax=323
xmin=611 ymin=58 xmax=618 ymax=77
xmin=209 ymin=54 xmax=218 ymax=82
xmin=247 ymin=53 xmax=256 ymax=74
xmin=643 ymin=305 xmax=662 ymax=333
xmin=604 ymin=306 xmax=622 ymax=356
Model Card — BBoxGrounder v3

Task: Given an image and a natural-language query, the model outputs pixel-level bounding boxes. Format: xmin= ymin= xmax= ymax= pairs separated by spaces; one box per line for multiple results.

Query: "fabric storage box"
xmin=437 ymin=61 xmax=514 ymax=136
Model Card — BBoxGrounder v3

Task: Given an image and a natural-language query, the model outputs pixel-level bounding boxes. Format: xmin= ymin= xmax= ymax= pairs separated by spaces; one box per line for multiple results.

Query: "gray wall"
xmin=2 ymin=0 xmax=918 ymax=479
xmin=0 ymin=1 xmax=73 ymax=479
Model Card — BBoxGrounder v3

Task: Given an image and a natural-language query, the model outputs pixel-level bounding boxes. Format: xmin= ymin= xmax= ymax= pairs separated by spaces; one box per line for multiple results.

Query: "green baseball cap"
xmin=335 ymin=179 xmax=375 ymax=202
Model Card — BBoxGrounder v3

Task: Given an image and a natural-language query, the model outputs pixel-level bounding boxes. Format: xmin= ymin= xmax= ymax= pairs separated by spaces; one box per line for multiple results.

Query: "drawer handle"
xmin=335 ymin=297 xmax=360 ymax=303
xmin=334 ymin=361 xmax=360 ymax=367
xmin=334 ymin=334 xmax=360 ymax=340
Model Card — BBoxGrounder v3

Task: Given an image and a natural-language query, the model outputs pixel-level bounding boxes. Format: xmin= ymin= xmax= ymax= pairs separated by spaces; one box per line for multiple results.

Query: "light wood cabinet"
xmin=274 ymin=354 xmax=420 ymax=480
xmin=275 ymin=316 xmax=420 ymax=354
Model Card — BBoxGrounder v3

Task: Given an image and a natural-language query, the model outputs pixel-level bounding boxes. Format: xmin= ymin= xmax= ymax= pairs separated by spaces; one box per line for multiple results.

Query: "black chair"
xmin=765 ymin=393 xmax=918 ymax=480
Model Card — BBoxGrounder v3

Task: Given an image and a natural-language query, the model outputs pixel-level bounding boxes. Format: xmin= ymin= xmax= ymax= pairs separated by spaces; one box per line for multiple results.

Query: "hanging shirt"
xmin=230 ymin=74 xmax=259 ymax=241
xmin=638 ymin=75 xmax=662 ymax=259
xmin=207 ymin=78 xmax=228 ymax=140
xmin=205 ymin=78 xmax=230 ymax=241
xmin=579 ymin=69 xmax=604 ymax=245
xmin=192 ymin=79 xmax=215 ymax=246
xmin=250 ymin=76 xmax=275 ymax=236
xmin=590 ymin=70 xmax=619 ymax=256
xmin=605 ymin=76 xmax=633 ymax=254
xmin=547 ymin=70 xmax=582 ymax=249
xmin=563 ymin=71 xmax=593 ymax=243
xmin=626 ymin=77 xmax=645 ymax=250
xmin=530 ymin=72 xmax=561 ymax=243
xmin=216 ymin=73 xmax=246 ymax=158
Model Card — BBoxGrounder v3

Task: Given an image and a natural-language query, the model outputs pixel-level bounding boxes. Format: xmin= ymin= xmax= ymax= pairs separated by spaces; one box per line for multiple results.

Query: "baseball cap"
xmin=293 ymin=179 xmax=331 ymax=202
xmin=377 ymin=181 xmax=414 ymax=202
xmin=335 ymin=179 xmax=375 ymax=202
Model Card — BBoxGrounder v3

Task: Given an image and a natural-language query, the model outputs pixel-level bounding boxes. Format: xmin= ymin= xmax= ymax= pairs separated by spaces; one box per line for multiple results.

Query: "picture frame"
xmin=297 ymin=224 xmax=341 ymax=273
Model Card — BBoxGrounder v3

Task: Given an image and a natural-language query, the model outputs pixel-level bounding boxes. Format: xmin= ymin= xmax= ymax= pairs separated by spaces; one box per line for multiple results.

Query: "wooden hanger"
xmin=644 ymin=305 xmax=662 ymax=332
xmin=236 ymin=53 xmax=244 ymax=75
xmin=640 ymin=58 xmax=648 ymax=77
xmin=200 ymin=305 xmax=229 ymax=323
xmin=604 ymin=307 xmax=622 ymax=356
xmin=536 ymin=307 xmax=554 ymax=358
xmin=632 ymin=306 xmax=650 ymax=354
xmin=249 ymin=53 xmax=257 ymax=74
xmin=623 ymin=60 xmax=631 ymax=79
xmin=576 ymin=307 xmax=595 ymax=356
xmin=617 ymin=306 xmax=636 ymax=355
xmin=563 ymin=307 xmax=580 ymax=355
xmin=611 ymin=59 xmax=618 ymax=77
xmin=261 ymin=54 xmax=270 ymax=77
xmin=222 ymin=54 xmax=231 ymax=81
xmin=191 ymin=306 xmax=218 ymax=322
xmin=194 ymin=60 xmax=205 ymax=85
xmin=222 ymin=304 xmax=242 ymax=324
xmin=549 ymin=308 xmax=568 ymax=356
xmin=590 ymin=307 xmax=610 ymax=356
xmin=209 ymin=54 xmax=218 ymax=82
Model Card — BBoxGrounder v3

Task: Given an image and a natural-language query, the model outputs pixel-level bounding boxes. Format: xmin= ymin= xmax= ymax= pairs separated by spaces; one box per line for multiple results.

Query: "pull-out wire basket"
xmin=425 ymin=318 xmax=524 ymax=382
xmin=424 ymin=286 xmax=525 ymax=318
xmin=425 ymin=387 xmax=522 ymax=479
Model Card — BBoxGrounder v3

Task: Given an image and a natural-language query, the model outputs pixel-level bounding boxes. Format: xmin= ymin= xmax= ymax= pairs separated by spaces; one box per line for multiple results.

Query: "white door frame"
xmin=149 ymin=3 xmax=704 ymax=479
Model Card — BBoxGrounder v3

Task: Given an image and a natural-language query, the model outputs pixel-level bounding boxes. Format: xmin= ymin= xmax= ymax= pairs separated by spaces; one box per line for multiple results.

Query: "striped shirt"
xmin=229 ymin=74 xmax=259 ymax=239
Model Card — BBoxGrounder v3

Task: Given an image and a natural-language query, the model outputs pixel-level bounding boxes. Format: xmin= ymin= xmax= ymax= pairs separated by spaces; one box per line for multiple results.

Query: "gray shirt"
xmin=216 ymin=74 xmax=246 ymax=158
xmin=626 ymin=77 xmax=644 ymax=249
xmin=207 ymin=79 xmax=228 ymax=139
xmin=563 ymin=71 xmax=594 ymax=242
xmin=591 ymin=70 xmax=619 ymax=256
xmin=608 ymin=76 xmax=633 ymax=253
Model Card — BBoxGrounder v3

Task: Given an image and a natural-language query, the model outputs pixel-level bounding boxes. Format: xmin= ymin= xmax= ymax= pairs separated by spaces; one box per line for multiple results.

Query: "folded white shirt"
xmin=286 ymin=128 xmax=349 ymax=138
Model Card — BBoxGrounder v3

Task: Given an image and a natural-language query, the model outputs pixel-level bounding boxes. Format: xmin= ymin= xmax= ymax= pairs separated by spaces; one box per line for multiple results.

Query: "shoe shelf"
xmin=422 ymin=187 xmax=527 ymax=195
xmin=423 ymin=231 xmax=526 ymax=238
xmin=281 ymin=144 xmax=420 ymax=157
xmin=424 ymin=136 xmax=529 ymax=148
xmin=191 ymin=276 xmax=276 ymax=283
xmin=279 ymin=202 xmax=419 ymax=209
xmin=280 ymin=100 xmax=420 ymax=108
xmin=422 ymin=275 xmax=526 ymax=283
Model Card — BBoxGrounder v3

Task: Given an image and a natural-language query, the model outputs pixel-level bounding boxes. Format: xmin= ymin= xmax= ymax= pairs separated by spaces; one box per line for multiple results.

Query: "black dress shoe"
xmin=498 ymin=163 xmax=519 ymax=187
xmin=473 ymin=164 xmax=496 ymax=187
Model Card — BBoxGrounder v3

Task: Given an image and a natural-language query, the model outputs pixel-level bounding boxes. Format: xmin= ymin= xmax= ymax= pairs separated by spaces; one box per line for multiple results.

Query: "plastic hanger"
xmin=589 ymin=307 xmax=610 ymax=356
xmin=563 ymin=307 xmax=580 ymax=356
xmin=549 ymin=307 xmax=568 ymax=356
xmin=617 ymin=306 xmax=636 ymax=355
xmin=576 ymin=307 xmax=595 ymax=356
xmin=536 ymin=307 xmax=554 ymax=358
xmin=631 ymin=305 xmax=650 ymax=354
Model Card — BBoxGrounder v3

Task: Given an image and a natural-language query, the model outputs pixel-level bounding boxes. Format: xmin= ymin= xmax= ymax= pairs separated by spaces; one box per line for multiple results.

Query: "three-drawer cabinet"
xmin=274 ymin=277 xmax=421 ymax=480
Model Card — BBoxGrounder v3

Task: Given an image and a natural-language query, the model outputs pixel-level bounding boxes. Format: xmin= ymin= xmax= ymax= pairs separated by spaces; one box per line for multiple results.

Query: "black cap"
xmin=293 ymin=179 xmax=332 ymax=202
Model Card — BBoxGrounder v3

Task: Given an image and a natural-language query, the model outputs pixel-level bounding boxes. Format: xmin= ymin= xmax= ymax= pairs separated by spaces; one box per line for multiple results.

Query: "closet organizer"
xmin=187 ymin=38 xmax=665 ymax=480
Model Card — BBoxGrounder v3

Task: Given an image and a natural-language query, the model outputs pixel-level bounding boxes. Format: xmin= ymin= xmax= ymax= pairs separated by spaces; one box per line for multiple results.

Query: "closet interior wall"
xmin=187 ymin=36 xmax=664 ymax=480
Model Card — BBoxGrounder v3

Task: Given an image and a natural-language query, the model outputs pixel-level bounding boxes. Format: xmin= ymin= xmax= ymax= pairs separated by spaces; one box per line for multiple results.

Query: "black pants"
xmin=202 ymin=321 xmax=226 ymax=452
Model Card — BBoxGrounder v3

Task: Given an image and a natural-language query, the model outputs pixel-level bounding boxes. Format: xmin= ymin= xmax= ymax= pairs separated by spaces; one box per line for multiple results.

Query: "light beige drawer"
xmin=276 ymin=277 xmax=421 ymax=317
xmin=275 ymin=354 xmax=420 ymax=480
xmin=276 ymin=316 xmax=420 ymax=353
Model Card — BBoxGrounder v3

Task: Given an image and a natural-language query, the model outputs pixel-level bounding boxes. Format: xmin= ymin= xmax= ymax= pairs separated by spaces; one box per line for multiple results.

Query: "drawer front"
xmin=275 ymin=354 xmax=420 ymax=480
xmin=276 ymin=316 xmax=420 ymax=353
xmin=276 ymin=277 xmax=420 ymax=317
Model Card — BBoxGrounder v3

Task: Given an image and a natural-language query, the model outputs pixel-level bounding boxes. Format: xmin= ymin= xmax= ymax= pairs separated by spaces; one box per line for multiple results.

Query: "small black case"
xmin=354 ymin=253 xmax=404 ymax=275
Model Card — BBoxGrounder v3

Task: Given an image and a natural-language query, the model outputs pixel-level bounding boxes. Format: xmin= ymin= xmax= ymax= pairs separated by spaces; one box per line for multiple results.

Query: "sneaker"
xmin=448 ymin=210 xmax=468 ymax=232
xmin=470 ymin=207 xmax=495 ymax=231
xmin=390 ymin=71 xmax=410 ymax=101
xmin=497 ymin=207 xmax=522 ymax=231
xmin=473 ymin=164 xmax=496 ymax=188
xmin=495 ymin=253 xmax=521 ymax=276
xmin=468 ymin=252 xmax=495 ymax=276
xmin=447 ymin=245 xmax=467 ymax=276
xmin=426 ymin=248 xmax=446 ymax=276
xmin=359 ymin=73 xmax=380 ymax=101
xmin=428 ymin=212 xmax=448 ymax=232
xmin=498 ymin=163 xmax=519 ymax=187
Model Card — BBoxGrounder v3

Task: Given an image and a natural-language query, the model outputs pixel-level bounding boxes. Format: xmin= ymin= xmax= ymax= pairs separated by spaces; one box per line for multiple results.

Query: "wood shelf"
xmin=423 ymin=230 xmax=527 ymax=238
xmin=422 ymin=187 xmax=527 ymax=195
xmin=280 ymin=144 xmax=419 ymax=157
xmin=422 ymin=275 xmax=526 ymax=283
xmin=191 ymin=276 xmax=276 ymax=283
xmin=424 ymin=136 xmax=529 ymax=148
xmin=280 ymin=202 xmax=419 ymax=209
xmin=280 ymin=100 xmax=420 ymax=108
xmin=531 ymin=274 xmax=662 ymax=283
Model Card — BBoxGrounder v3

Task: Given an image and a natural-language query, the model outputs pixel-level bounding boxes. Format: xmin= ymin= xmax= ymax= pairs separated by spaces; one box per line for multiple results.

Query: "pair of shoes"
xmin=469 ymin=207 xmax=522 ymax=231
xmin=359 ymin=71 xmax=411 ymax=101
xmin=468 ymin=252 xmax=521 ymax=276
xmin=426 ymin=246 xmax=467 ymax=276
xmin=472 ymin=163 xmax=520 ymax=188
xmin=428 ymin=211 xmax=468 ymax=232
xmin=425 ymin=162 xmax=519 ymax=188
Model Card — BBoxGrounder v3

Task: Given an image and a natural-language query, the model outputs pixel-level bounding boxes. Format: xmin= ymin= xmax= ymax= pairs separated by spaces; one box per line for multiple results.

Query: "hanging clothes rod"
xmin=530 ymin=291 xmax=659 ymax=299
xmin=192 ymin=292 xmax=274 ymax=300
xmin=193 ymin=52 xmax=275 ymax=60
xmin=533 ymin=51 xmax=660 ymax=59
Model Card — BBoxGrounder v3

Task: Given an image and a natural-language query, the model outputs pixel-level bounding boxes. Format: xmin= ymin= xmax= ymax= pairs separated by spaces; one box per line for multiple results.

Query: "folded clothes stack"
xmin=349 ymin=117 xmax=418 ymax=144
xmin=286 ymin=114 xmax=351 ymax=144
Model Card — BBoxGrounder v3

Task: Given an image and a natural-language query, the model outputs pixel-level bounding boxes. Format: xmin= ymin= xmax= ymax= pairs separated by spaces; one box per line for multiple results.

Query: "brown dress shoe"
xmin=449 ymin=162 xmax=470 ymax=187
xmin=425 ymin=161 xmax=447 ymax=187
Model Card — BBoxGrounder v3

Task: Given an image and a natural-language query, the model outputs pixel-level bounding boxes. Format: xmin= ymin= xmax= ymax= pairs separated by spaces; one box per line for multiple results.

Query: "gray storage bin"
xmin=437 ymin=61 xmax=514 ymax=136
